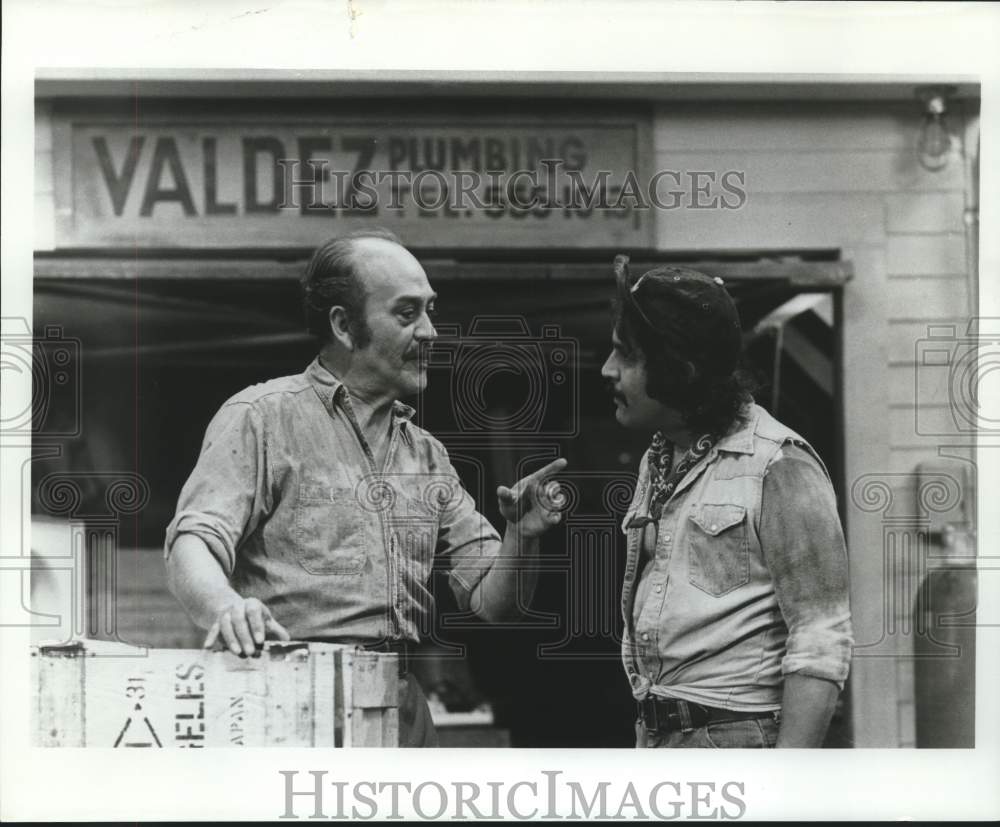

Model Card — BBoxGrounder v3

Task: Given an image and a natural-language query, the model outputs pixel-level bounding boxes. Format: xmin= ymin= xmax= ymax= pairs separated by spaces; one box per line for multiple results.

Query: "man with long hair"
xmin=601 ymin=256 xmax=852 ymax=748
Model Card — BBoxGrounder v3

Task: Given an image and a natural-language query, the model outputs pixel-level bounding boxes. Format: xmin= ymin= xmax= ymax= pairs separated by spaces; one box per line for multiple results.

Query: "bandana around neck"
xmin=628 ymin=430 xmax=715 ymax=527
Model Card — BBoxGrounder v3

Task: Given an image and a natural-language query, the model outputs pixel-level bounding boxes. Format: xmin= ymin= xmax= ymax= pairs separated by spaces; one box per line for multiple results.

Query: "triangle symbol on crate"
xmin=113 ymin=713 xmax=163 ymax=748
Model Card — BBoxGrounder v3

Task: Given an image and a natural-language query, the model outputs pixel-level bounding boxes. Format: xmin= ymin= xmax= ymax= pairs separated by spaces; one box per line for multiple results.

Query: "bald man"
xmin=165 ymin=229 xmax=565 ymax=746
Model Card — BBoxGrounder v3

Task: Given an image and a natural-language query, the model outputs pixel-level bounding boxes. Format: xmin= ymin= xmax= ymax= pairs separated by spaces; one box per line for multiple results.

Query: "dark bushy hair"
xmin=614 ymin=294 xmax=756 ymax=441
xmin=301 ymin=228 xmax=404 ymax=347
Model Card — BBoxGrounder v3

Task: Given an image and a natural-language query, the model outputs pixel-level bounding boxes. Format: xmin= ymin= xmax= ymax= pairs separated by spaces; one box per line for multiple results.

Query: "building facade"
xmin=32 ymin=74 xmax=980 ymax=747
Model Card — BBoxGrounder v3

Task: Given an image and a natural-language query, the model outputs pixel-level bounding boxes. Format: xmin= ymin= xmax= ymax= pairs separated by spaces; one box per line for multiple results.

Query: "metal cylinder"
xmin=913 ymin=563 xmax=976 ymax=747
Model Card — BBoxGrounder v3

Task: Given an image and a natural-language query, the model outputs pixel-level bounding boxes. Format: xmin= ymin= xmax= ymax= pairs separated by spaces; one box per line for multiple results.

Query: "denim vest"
xmin=621 ymin=403 xmax=833 ymax=710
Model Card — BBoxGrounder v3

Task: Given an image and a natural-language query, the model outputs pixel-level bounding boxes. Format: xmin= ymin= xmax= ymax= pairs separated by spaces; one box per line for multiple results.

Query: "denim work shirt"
xmin=164 ymin=358 xmax=502 ymax=644
xmin=622 ymin=403 xmax=853 ymax=711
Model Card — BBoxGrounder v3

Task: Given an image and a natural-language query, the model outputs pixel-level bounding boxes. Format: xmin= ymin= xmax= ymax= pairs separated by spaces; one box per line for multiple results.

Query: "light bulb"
xmin=917 ymin=94 xmax=954 ymax=171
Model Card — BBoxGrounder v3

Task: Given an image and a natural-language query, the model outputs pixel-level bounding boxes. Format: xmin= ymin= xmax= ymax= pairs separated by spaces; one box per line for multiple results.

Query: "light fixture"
xmin=915 ymin=85 xmax=958 ymax=172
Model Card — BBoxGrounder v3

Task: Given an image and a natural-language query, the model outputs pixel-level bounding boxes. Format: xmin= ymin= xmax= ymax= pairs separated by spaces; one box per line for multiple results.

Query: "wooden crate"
xmin=32 ymin=639 xmax=398 ymax=747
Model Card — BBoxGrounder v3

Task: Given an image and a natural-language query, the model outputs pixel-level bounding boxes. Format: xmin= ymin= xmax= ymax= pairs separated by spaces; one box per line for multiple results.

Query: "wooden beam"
xmin=35 ymin=71 xmax=981 ymax=102
xmin=35 ymin=256 xmax=853 ymax=286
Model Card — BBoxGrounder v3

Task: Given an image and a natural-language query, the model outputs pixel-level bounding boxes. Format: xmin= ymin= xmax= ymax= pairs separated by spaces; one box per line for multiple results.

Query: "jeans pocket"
xmin=704 ymin=719 xmax=767 ymax=749
xmin=292 ymin=484 xmax=366 ymax=575
xmin=687 ymin=504 xmax=750 ymax=596
xmin=755 ymin=716 xmax=779 ymax=748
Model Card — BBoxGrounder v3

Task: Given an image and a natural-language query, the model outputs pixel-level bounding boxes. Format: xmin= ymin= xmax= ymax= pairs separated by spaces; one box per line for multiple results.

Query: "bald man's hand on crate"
xmin=203 ymin=596 xmax=291 ymax=657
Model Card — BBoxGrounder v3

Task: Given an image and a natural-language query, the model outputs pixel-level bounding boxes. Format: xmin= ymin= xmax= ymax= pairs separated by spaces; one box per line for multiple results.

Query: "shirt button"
xmin=710 ymin=524 xmax=718 ymax=531
xmin=663 ymin=533 xmax=672 ymax=542
xmin=641 ymin=633 xmax=649 ymax=641
xmin=655 ymin=585 xmax=663 ymax=594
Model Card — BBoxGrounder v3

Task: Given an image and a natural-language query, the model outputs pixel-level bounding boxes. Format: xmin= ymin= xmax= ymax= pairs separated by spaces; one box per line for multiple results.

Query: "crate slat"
xmin=351 ymin=652 xmax=398 ymax=708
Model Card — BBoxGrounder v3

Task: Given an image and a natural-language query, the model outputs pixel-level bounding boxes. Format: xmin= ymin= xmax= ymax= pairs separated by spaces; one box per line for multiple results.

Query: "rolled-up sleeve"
xmin=759 ymin=444 xmax=853 ymax=690
xmin=430 ymin=445 xmax=502 ymax=612
xmin=164 ymin=401 xmax=269 ymax=577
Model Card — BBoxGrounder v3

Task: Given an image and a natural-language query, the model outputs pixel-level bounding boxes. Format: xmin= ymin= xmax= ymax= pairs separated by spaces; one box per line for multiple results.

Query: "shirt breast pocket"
xmin=292 ymin=483 xmax=366 ymax=575
xmin=687 ymin=503 xmax=750 ymax=596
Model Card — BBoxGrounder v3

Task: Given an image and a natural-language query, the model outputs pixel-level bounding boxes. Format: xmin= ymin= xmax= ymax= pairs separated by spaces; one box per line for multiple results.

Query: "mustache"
xmin=606 ymin=383 xmax=625 ymax=402
xmin=407 ymin=342 xmax=438 ymax=362
xmin=406 ymin=342 xmax=436 ymax=362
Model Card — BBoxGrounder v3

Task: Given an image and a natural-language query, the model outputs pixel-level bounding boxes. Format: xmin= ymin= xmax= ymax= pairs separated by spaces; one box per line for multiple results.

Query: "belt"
xmin=637 ymin=696 xmax=778 ymax=735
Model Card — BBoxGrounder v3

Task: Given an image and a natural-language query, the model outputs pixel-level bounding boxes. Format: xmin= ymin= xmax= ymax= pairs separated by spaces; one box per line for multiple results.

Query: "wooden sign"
xmin=53 ymin=113 xmax=651 ymax=249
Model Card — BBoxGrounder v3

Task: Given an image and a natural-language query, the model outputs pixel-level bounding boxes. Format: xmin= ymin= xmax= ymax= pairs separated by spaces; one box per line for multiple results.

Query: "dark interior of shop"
xmin=32 ymin=251 xmax=847 ymax=747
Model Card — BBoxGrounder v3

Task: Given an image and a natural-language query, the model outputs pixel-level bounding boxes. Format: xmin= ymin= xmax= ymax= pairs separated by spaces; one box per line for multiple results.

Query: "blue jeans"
xmin=635 ymin=714 xmax=779 ymax=748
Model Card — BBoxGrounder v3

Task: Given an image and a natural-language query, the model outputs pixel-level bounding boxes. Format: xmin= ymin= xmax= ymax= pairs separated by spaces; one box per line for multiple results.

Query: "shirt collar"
xmin=304 ymin=357 xmax=416 ymax=427
xmin=713 ymin=402 xmax=759 ymax=455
